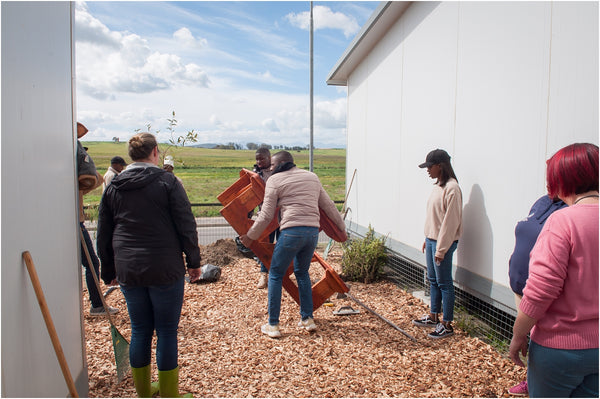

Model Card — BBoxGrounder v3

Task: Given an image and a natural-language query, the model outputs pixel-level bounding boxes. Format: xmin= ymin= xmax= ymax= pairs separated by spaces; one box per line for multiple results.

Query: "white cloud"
xmin=75 ymin=2 xmax=359 ymax=148
xmin=260 ymin=52 xmax=304 ymax=70
xmin=173 ymin=27 xmax=208 ymax=48
xmin=209 ymin=113 xmax=243 ymax=132
xmin=211 ymin=66 xmax=288 ymax=87
xmin=258 ymin=70 xmax=286 ymax=86
xmin=209 ymin=114 xmax=222 ymax=126
xmin=74 ymin=2 xmax=121 ymax=49
xmin=227 ymin=19 xmax=302 ymax=58
xmin=315 ymin=98 xmax=346 ymax=129
xmin=79 ymin=84 xmax=348 ymax=147
xmin=75 ymin=3 xmax=210 ymax=100
xmin=285 ymin=6 xmax=360 ymax=38
xmin=262 ymin=118 xmax=280 ymax=132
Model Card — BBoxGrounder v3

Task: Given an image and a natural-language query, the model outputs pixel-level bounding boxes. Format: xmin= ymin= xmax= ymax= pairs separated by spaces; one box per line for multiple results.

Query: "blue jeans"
xmin=121 ymin=278 xmax=184 ymax=370
xmin=425 ymin=238 xmax=458 ymax=322
xmin=80 ymin=223 xmax=102 ymax=308
xmin=528 ymin=340 xmax=599 ymax=397
xmin=267 ymin=226 xmax=319 ymax=325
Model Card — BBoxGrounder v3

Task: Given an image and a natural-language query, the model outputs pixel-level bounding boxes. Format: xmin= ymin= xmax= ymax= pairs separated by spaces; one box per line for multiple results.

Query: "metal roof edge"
xmin=326 ymin=1 xmax=412 ymax=86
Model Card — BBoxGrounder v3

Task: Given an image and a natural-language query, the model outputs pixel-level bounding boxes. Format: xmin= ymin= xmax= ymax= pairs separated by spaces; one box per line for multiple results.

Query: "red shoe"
xmin=508 ymin=380 xmax=528 ymax=396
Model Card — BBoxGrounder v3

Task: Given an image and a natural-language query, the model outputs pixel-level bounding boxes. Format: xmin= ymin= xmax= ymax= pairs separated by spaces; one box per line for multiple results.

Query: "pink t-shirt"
xmin=520 ymin=204 xmax=599 ymax=350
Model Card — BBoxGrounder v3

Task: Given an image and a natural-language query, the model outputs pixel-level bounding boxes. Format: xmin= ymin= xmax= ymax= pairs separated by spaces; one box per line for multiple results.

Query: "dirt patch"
xmin=200 ymin=238 xmax=248 ymax=267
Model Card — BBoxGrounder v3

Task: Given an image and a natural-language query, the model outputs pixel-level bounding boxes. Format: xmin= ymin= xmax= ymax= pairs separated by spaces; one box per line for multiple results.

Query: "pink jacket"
xmin=520 ymin=204 xmax=599 ymax=350
xmin=247 ymin=167 xmax=345 ymax=240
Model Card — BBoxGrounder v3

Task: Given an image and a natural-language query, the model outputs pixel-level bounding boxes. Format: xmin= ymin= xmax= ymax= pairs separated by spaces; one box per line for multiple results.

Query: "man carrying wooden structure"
xmin=218 ymin=151 xmax=348 ymax=338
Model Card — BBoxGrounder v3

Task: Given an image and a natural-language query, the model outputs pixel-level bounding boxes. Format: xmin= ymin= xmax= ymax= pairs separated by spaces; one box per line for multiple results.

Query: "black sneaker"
xmin=412 ymin=314 xmax=438 ymax=328
xmin=428 ymin=323 xmax=454 ymax=339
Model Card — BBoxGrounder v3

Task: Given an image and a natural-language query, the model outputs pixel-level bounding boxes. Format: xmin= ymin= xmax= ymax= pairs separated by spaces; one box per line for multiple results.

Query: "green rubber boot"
xmin=157 ymin=366 xmax=192 ymax=398
xmin=131 ymin=365 xmax=159 ymax=398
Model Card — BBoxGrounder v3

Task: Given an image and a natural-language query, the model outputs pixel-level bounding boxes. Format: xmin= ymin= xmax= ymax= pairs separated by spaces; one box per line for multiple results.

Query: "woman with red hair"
xmin=509 ymin=143 xmax=599 ymax=397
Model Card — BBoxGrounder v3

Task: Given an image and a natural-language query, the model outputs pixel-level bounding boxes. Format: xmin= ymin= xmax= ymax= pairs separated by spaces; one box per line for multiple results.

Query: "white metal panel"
xmin=546 ymin=1 xmax=599 ymax=151
xmin=342 ymin=1 xmax=598 ymax=311
xmin=346 ymin=2 xmax=460 ymax=254
xmin=453 ymin=2 xmax=553 ymax=287
xmin=395 ymin=2 xmax=459 ymax=251
xmin=346 ymin=60 xmax=369 ymax=230
xmin=1 ymin=2 xmax=87 ymax=397
xmin=361 ymin=14 xmax=404 ymax=239
xmin=328 ymin=2 xmax=412 ymax=85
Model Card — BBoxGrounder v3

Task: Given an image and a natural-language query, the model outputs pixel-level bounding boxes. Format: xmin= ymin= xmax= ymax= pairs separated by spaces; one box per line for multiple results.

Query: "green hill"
xmin=81 ymin=142 xmax=346 ymax=218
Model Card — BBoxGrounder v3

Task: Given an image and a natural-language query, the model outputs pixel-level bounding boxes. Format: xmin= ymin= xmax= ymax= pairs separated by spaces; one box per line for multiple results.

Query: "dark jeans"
xmin=528 ymin=340 xmax=599 ymax=397
xmin=267 ymin=226 xmax=319 ymax=325
xmin=80 ymin=223 xmax=102 ymax=308
xmin=121 ymin=278 xmax=185 ymax=370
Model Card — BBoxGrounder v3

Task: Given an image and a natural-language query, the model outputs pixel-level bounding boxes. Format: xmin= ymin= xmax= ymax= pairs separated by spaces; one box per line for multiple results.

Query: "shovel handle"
xmin=23 ymin=251 xmax=79 ymax=398
xmin=78 ymin=227 xmax=117 ymax=326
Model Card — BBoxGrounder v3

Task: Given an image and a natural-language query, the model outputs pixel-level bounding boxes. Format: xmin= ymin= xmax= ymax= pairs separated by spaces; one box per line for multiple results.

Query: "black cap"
xmin=419 ymin=149 xmax=451 ymax=168
xmin=111 ymin=156 xmax=127 ymax=166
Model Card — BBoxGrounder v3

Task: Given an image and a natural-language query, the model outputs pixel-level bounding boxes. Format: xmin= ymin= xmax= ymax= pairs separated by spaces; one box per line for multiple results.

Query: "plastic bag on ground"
xmin=186 ymin=264 xmax=221 ymax=284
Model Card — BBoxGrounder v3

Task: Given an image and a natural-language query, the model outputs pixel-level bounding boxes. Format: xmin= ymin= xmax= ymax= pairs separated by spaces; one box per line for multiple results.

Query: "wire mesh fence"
xmin=336 ymin=228 xmax=515 ymax=350
xmin=189 ymin=203 xmax=341 ymax=244
xmin=383 ymin=248 xmax=515 ymax=346
xmin=193 ymin=215 xmax=332 ymax=245
xmin=85 ymin=203 xmax=339 ymax=245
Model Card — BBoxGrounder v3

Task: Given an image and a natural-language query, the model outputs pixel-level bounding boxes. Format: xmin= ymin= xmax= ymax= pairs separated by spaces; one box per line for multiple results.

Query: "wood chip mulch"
xmin=84 ymin=239 xmax=523 ymax=397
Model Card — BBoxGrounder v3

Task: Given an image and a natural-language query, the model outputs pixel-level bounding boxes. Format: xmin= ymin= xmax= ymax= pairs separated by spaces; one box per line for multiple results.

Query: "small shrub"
xmin=341 ymin=225 xmax=387 ymax=283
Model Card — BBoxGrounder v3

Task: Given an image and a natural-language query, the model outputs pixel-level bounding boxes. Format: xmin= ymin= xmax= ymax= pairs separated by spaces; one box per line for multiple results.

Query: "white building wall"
xmin=1 ymin=2 xmax=88 ymax=397
xmin=345 ymin=1 xmax=598 ymax=311
xmin=546 ymin=2 xmax=599 ymax=149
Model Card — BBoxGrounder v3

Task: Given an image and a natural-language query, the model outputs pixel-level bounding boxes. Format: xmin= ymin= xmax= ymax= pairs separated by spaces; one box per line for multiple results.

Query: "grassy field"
xmin=83 ymin=141 xmax=346 ymax=218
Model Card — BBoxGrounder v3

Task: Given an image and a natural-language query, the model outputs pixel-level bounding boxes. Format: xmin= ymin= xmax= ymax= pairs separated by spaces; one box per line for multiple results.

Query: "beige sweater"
xmin=247 ymin=167 xmax=345 ymax=240
xmin=424 ymin=178 xmax=463 ymax=258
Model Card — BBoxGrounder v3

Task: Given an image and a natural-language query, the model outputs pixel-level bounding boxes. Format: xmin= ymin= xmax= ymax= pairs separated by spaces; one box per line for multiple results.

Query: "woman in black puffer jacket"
xmin=97 ymin=132 xmax=200 ymax=398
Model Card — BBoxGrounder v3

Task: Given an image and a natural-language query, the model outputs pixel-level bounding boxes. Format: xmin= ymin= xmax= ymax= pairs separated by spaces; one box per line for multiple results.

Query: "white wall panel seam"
xmin=544 ymin=2 xmax=554 ymax=159
xmin=452 ymin=2 xmax=461 ymax=157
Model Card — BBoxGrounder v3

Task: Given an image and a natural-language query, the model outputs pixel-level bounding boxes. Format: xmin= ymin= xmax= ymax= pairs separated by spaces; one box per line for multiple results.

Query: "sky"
xmin=76 ymin=1 xmax=380 ymax=148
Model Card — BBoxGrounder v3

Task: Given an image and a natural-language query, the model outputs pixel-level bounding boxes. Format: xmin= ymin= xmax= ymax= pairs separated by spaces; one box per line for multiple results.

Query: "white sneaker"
xmin=298 ymin=317 xmax=317 ymax=332
xmin=257 ymin=272 xmax=268 ymax=289
xmin=261 ymin=323 xmax=281 ymax=338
